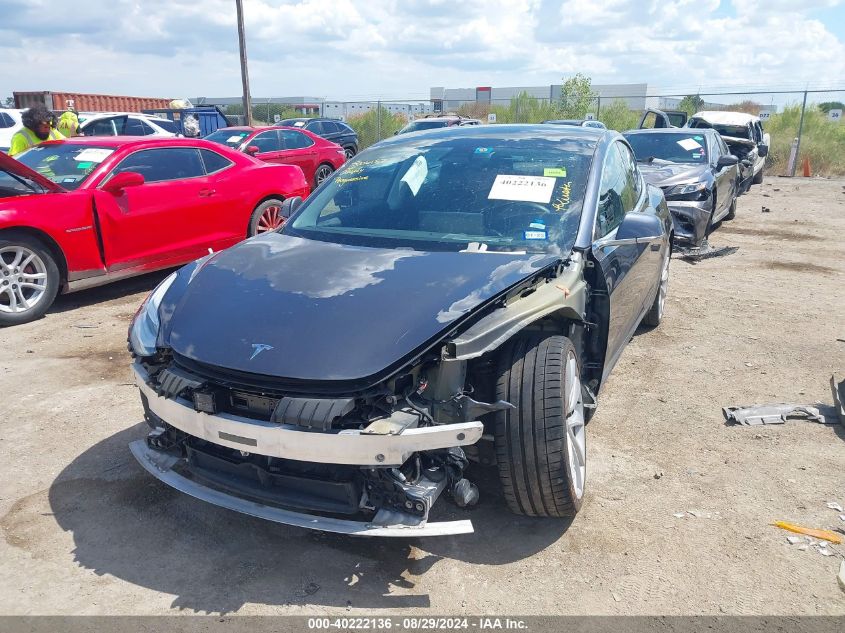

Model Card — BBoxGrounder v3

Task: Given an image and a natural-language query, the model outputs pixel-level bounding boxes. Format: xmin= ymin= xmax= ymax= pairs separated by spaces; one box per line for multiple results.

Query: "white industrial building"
xmin=430 ymin=83 xmax=662 ymax=111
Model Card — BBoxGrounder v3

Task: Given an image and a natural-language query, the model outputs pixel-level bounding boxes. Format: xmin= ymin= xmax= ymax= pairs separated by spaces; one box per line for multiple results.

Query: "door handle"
xmin=199 ymin=188 xmax=216 ymax=197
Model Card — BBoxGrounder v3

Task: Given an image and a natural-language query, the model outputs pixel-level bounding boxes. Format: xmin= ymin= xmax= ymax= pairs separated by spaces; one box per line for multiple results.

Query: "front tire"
xmin=752 ymin=167 xmax=764 ymax=185
xmin=494 ymin=334 xmax=586 ymax=517
xmin=0 ymin=233 xmax=60 ymax=327
xmin=343 ymin=146 xmax=356 ymax=160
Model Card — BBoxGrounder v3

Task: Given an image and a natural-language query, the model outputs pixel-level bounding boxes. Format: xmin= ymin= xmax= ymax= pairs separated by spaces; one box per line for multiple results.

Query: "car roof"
xmin=624 ymin=127 xmax=714 ymax=135
xmin=39 ymin=136 xmax=225 ymax=149
xmin=379 ymin=123 xmax=607 ymax=145
xmin=690 ymin=110 xmax=758 ymax=125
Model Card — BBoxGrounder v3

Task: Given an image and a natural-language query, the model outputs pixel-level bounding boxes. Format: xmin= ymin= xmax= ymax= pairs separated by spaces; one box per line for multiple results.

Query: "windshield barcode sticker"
xmin=488 ymin=174 xmax=555 ymax=204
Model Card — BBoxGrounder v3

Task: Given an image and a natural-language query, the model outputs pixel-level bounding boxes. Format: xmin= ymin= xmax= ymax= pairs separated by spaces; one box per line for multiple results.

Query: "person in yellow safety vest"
xmin=57 ymin=110 xmax=79 ymax=138
xmin=8 ymin=105 xmax=65 ymax=157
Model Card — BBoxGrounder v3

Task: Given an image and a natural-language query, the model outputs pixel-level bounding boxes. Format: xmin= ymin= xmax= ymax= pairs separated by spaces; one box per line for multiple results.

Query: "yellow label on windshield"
xmin=544 ymin=167 xmax=567 ymax=177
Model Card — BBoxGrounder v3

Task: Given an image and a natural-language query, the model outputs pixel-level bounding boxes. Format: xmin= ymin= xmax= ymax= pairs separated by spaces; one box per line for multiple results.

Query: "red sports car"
xmin=0 ymin=136 xmax=309 ymax=326
xmin=204 ymin=126 xmax=346 ymax=188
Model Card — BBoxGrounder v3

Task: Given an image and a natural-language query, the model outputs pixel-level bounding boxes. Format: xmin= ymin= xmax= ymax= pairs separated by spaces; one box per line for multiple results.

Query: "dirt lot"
xmin=0 ymin=177 xmax=843 ymax=616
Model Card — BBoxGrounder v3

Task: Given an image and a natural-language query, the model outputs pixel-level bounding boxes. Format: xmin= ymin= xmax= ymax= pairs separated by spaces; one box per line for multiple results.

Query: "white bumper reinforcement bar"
xmin=133 ymin=362 xmax=484 ymax=467
xmin=129 ymin=440 xmax=475 ymax=537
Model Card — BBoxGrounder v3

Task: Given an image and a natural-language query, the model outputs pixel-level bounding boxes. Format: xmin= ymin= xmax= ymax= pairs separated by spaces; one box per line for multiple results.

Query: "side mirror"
xmin=246 ymin=145 xmax=260 ymax=155
xmin=757 ymin=143 xmax=769 ymax=158
xmin=595 ymin=212 xmax=664 ymax=249
xmin=280 ymin=196 xmax=302 ymax=220
xmin=102 ymin=171 xmax=144 ymax=195
xmin=717 ymin=155 xmax=739 ymax=168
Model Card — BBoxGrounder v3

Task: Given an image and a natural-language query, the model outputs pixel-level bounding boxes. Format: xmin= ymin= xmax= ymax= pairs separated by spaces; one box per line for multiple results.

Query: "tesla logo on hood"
xmin=249 ymin=343 xmax=274 ymax=360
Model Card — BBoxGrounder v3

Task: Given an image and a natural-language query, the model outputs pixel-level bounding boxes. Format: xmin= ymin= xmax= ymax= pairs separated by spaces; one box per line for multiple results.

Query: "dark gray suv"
xmin=278 ymin=118 xmax=358 ymax=158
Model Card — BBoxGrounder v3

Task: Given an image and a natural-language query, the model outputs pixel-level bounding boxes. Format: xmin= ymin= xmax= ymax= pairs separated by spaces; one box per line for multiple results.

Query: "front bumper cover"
xmin=130 ymin=440 xmax=474 ymax=536
xmin=665 ymin=200 xmax=711 ymax=246
xmin=130 ymin=361 xmax=482 ymax=536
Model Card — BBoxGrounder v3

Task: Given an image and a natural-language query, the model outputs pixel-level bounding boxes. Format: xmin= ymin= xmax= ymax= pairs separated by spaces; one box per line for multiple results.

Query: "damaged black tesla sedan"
xmin=127 ymin=125 xmax=672 ymax=536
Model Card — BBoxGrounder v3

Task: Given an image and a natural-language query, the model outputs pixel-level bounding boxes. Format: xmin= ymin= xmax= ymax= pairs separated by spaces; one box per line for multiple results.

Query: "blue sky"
xmin=1 ymin=0 xmax=843 ymax=101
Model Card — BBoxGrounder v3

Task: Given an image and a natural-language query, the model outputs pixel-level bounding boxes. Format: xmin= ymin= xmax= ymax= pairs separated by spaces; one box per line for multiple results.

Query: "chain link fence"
xmin=217 ymin=89 xmax=845 ymax=176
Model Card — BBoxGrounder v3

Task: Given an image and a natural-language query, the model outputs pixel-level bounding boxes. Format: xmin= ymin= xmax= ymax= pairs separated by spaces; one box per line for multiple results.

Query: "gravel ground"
xmin=0 ymin=177 xmax=843 ymax=615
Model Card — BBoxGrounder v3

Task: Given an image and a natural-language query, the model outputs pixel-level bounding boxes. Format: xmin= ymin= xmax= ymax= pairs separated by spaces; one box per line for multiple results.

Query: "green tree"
xmin=817 ymin=101 xmax=845 ymax=113
xmin=558 ymin=73 xmax=595 ymax=119
xmin=678 ymin=94 xmax=704 ymax=116
xmin=598 ymin=99 xmax=640 ymax=132
xmin=346 ymin=107 xmax=406 ymax=148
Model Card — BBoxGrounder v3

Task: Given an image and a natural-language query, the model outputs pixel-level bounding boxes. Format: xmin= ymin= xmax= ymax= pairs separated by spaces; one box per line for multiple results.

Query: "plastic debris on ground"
xmin=832 ymin=374 xmax=845 ymax=425
xmin=723 ymin=404 xmax=827 ymax=425
xmin=786 ymin=536 xmax=802 ymax=544
xmin=838 ymin=561 xmax=845 ymax=594
xmin=771 ymin=521 xmax=843 ymax=544
xmin=676 ymin=240 xmax=740 ymax=263
xmin=827 ymin=502 xmax=843 ymax=512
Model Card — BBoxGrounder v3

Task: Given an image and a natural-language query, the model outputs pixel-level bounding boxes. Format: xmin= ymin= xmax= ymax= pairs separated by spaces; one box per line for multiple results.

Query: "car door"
xmin=711 ymin=134 xmax=736 ymax=219
xmin=92 ymin=146 xmax=221 ymax=270
xmin=592 ymin=142 xmax=654 ymax=368
xmin=277 ymin=129 xmax=319 ymax=181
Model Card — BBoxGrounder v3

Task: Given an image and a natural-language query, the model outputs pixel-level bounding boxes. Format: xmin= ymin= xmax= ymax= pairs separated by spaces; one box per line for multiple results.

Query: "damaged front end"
xmin=660 ymin=182 xmax=713 ymax=247
xmin=130 ymin=348 xmax=514 ymax=536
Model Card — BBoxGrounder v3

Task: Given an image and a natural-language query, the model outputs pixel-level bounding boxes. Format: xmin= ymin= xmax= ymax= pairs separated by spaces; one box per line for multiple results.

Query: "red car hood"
xmin=0 ymin=152 xmax=66 ymax=194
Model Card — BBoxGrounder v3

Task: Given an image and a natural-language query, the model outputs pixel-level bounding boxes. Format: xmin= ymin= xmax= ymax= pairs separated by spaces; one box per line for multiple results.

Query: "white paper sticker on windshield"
xmin=227 ymin=135 xmax=245 ymax=143
xmin=400 ymin=155 xmax=428 ymax=196
xmin=677 ymin=138 xmax=703 ymax=151
xmin=293 ymin=121 xmax=306 ymax=127
xmin=73 ymin=148 xmax=114 ymax=162
xmin=488 ymin=174 xmax=555 ymax=204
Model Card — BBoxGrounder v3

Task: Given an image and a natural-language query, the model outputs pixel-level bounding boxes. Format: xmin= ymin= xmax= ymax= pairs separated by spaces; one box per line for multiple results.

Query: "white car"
xmin=78 ymin=112 xmax=180 ymax=137
xmin=687 ymin=111 xmax=770 ymax=189
xmin=0 ymin=108 xmax=24 ymax=153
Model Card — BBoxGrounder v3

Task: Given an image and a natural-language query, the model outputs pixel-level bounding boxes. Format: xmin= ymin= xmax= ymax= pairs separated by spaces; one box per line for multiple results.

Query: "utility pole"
xmin=235 ymin=0 xmax=253 ymax=126
xmin=790 ymin=90 xmax=808 ymax=177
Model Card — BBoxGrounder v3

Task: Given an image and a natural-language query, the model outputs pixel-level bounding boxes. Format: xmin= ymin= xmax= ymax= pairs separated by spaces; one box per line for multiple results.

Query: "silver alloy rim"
xmin=316 ymin=166 xmax=332 ymax=184
xmin=565 ymin=352 xmax=586 ymax=499
xmin=657 ymin=250 xmax=670 ymax=319
xmin=344 ymin=148 xmax=354 ymax=159
xmin=0 ymin=245 xmax=48 ymax=314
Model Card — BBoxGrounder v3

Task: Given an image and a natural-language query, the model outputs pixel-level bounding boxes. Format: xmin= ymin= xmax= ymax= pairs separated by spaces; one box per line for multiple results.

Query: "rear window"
xmin=16 ymin=144 xmax=115 ymax=190
xmin=397 ymin=120 xmax=450 ymax=134
xmin=205 ymin=129 xmax=251 ymax=148
xmin=152 ymin=119 xmax=179 ymax=134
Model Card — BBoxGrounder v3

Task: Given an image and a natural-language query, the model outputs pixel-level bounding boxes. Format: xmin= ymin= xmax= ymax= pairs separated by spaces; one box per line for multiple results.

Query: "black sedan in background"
xmin=127 ymin=125 xmax=672 ymax=537
xmin=624 ymin=128 xmax=739 ymax=247
xmin=278 ymin=117 xmax=358 ymax=159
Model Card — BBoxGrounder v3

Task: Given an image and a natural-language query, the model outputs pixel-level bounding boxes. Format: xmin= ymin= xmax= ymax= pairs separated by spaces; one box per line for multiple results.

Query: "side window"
xmin=111 ymin=148 xmax=205 ymax=183
xmin=640 ymin=111 xmax=658 ymax=129
xmin=307 ymin=121 xmax=326 ymax=134
xmin=250 ymin=131 xmax=281 ymax=153
xmin=617 ymin=142 xmax=641 ymax=198
xmin=86 ymin=118 xmax=117 ymax=136
xmin=0 ymin=113 xmax=13 ymax=128
xmin=123 ymin=117 xmax=148 ymax=136
xmin=199 ymin=148 xmax=233 ymax=174
xmin=138 ymin=119 xmax=156 ymax=135
xmin=596 ymin=144 xmax=634 ymax=238
xmin=280 ymin=129 xmax=315 ymax=149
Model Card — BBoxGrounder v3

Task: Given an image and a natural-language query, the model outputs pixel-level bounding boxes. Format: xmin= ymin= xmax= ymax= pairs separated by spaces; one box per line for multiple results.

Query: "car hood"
xmin=638 ymin=161 xmax=710 ymax=187
xmin=162 ymin=233 xmax=559 ymax=383
xmin=0 ymin=152 xmax=66 ymax=193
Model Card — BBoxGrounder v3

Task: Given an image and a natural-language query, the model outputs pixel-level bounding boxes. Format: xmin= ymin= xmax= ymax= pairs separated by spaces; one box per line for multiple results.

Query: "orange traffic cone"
xmin=802 ymin=156 xmax=811 ymax=177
